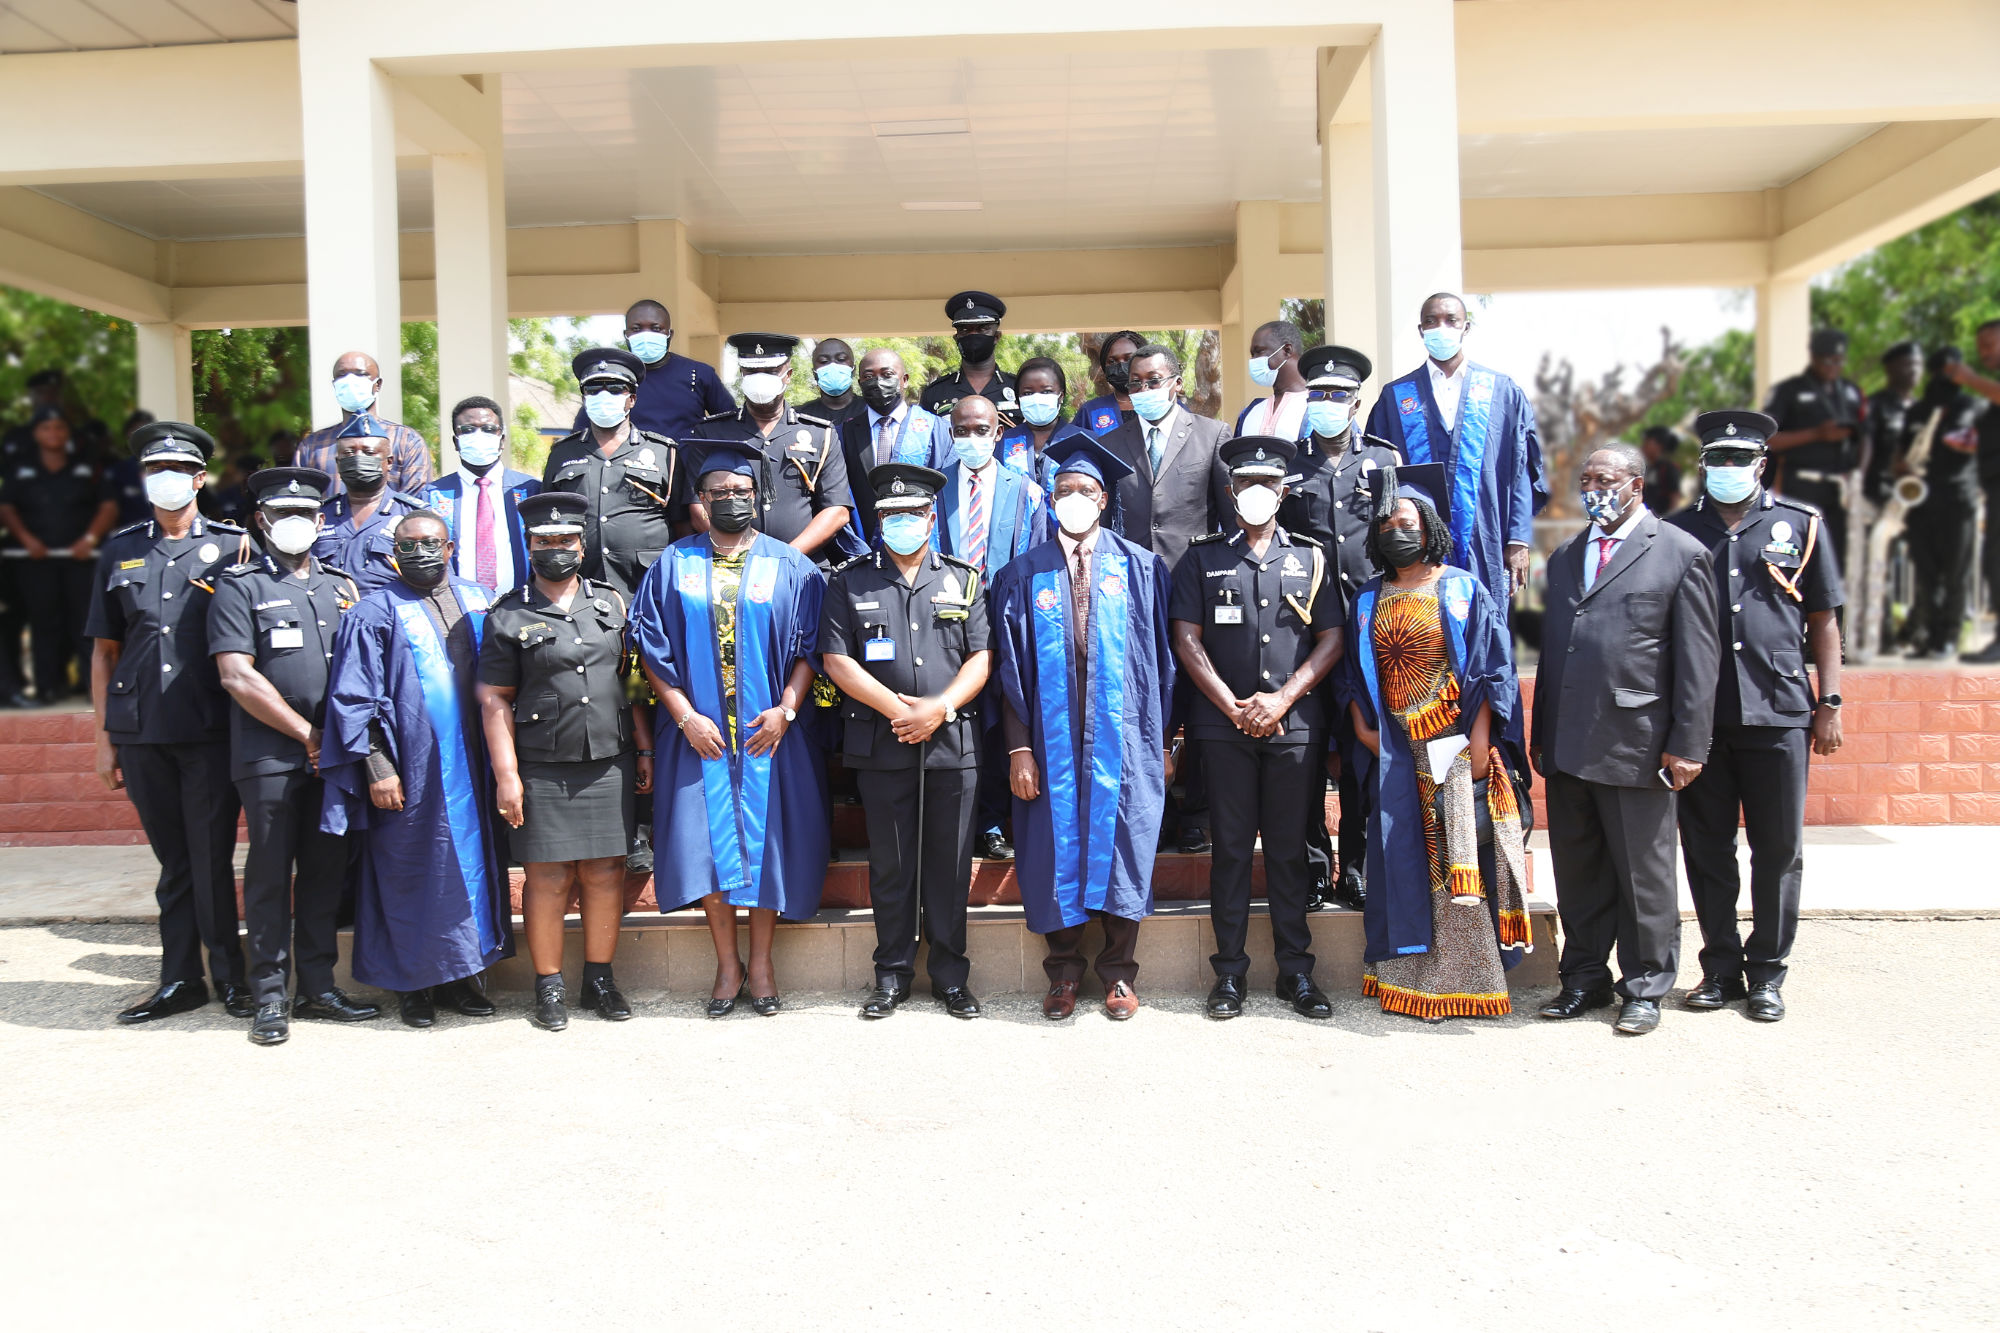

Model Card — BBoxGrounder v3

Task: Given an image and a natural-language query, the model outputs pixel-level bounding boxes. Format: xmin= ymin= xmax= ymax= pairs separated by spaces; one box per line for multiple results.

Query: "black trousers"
xmin=1544 ymin=768 xmax=1680 ymax=1000
xmin=237 ymin=769 xmax=351 ymax=1005
xmin=1336 ymin=747 xmax=1370 ymax=883
xmin=1204 ymin=738 xmax=1316 ymax=979
xmin=119 ymin=741 xmax=243 ymax=988
xmin=1676 ymin=725 xmax=1807 ymax=987
xmin=1906 ymin=492 xmax=1978 ymax=652
xmin=1043 ymin=912 xmax=1140 ymax=987
xmin=0 ymin=559 xmax=26 ymax=698
xmin=973 ymin=718 xmax=1009 ymax=839
xmin=17 ymin=556 xmax=92 ymax=700
xmin=1984 ymin=485 xmax=2000 ymax=617
xmin=856 ymin=766 xmax=976 ymax=988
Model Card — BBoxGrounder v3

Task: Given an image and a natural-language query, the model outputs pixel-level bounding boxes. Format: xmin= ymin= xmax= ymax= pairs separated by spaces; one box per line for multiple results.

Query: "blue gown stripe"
xmin=392 ymin=599 xmax=497 ymax=954
xmin=1393 ymin=382 xmax=1432 ymax=465
xmin=673 ymin=548 xmax=749 ymax=899
xmin=1082 ymin=548 xmax=1130 ymax=913
xmin=731 ymin=553 xmax=781 ymax=907
xmin=1449 ymin=372 xmax=1495 ymax=567
xmin=1030 ymin=568 xmax=1086 ymax=926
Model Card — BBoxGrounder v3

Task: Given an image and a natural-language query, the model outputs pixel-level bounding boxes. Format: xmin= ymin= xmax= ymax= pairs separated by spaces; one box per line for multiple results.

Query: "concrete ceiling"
xmin=0 ymin=0 xmax=295 ymax=51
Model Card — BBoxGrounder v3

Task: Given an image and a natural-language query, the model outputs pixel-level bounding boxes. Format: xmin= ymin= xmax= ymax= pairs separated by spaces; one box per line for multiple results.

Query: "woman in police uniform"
xmin=477 ymin=491 xmax=652 ymax=1031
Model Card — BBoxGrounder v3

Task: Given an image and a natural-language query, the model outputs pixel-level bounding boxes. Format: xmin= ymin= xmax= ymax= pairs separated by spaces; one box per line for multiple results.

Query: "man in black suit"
xmin=1532 ymin=443 xmax=1719 ymax=1036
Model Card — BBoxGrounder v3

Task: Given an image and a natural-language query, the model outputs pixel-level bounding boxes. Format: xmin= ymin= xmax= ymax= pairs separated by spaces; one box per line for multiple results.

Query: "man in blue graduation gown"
xmin=993 ymin=433 xmax=1174 ymax=1022
xmin=320 ymin=509 xmax=512 ymax=1027
xmin=1364 ymin=293 xmax=1549 ymax=621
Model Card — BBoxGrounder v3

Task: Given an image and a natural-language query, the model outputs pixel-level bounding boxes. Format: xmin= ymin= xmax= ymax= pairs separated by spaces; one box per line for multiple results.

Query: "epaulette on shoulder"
xmin=1772 ymin=493 xmax=1823 ymax=518
xmin=486 ymin=586 xmax=527 ymax=609
xmin=792 ymin=411 xmax=831 ymax=428
xmin=107 ymin=520 xmax=150 ymax=540
xmin=635 ymin=428 xmax=677 ymax=446
xmin=221 ymin=559 xmax=263 ymax=577
xmin=1288 ymin=532 xmax=1323 ymax=549
xmin=940 ymin=552 xmax=980 ymax=571
xmin=208 ymin=518 xmax=246 ymax=533
xmin=828 ymin=553 xmax=869 ymax=576
xmin=701 ymin=409 xmax=737 ymax=422
xmin=1189 ymin=532 xmax=1226 ymax=546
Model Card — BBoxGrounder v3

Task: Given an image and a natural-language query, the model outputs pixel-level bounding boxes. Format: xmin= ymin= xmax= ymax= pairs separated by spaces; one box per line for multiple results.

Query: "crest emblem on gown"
xmin=1099 ymin=573 xmax=1125 ymax=599
xmin=1398 ymin=395 xmax=1419 ymax=414
xmin=678 ymin=562 xmax=706 ymax=594
xmin=1035 ymin=587 xmax=1060 ymax=611
xmin=744 ymin=556 xmax=778 ymax=604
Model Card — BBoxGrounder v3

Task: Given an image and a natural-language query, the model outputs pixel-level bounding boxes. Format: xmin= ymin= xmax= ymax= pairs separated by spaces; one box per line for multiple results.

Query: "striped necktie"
xmin=964 ymin=467 xmax=987 ymax=570
xmin=474 ymin=473 xmax=498 ymax=589
xmin=1147 ymin=425 xmax=1163 ymax=475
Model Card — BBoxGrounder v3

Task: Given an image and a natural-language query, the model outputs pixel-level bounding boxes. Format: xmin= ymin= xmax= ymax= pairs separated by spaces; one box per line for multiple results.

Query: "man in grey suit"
xmin=1532 ymin=444 xmax=1720 ymax=1036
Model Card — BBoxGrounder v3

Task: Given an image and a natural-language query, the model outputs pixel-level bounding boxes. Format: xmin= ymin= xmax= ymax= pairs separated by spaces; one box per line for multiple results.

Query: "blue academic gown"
xmin=632 ymin=532 xmax=829 ymax=919
xmin=1339 ymin=567 xmax=1517 ymax=964
xmin=936 ymin=460 xmax=1047 ymax=571
xmin=998 ymin=420 xmax=1089 ymax=493
xmin=421 ymin=466 xmax=540 ymax=592
xmin=1074 ymin=395 xmax=1125 ymax=437
xmin=319 ymin=577 xmax=513 ymax=991
xmin=992 ymin=530 xmax=1174 ymax=933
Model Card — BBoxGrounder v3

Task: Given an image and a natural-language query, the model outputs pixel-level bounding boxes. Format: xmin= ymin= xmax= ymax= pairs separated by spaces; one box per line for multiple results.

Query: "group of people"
xmin=85 ymin=288 xmax=1845 ymax=1046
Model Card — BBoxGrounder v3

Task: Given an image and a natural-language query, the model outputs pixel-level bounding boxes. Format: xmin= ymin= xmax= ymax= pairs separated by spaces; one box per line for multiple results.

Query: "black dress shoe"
xmin=116 ymin=979 xmax=209 ymax=1025
xmin=1684 ymin=976 xmax=1747 ymax=1011
xmin=1305 ymin=874 xmax=1332 ymax=913
xmin=1205 ymin=974 xmax=1245 ymax=1020
xmin=220 ymin=983 xmax=257 ymax=1019
xmin=750 ymin=992 xmax=782 ymax=1017
xmin=1277 ymin=972 xmax=1333 ymax=1020
xmin=860 ymin=982 xmax=909 ymax=1019
xmin=1746 ymin=982 xmax=1786 ymax=1022
xmin=293 ymin=988 xmax=381 ymax=1022
xmin=1329 ymin=868 xmax=1367 ymax=912
xmin=976 ymin=831 xmax=1014 ymax=860
xmin=249 ymin=1003 xmax=290 ymax=1046
xmin=1614 ymin=997 xmax=1662 ymax=1035
xmin=1536 ymin=986 xmax=1616 ymax=1020
xmin=581 ymin=974 xmax=632 ymax=1021
xmin=1176 ymin=826 xmax=1211 ymax=854
xmin=398 ymin=989 xmax=436 ymax=1028
xmin=931 ymin=984 xmax=982 ymax=1019
xmin=707 ymin=979 xmax=746 ymax=1019
xmin=531 ymin=980 xmax=569 ymax=1032
xmin=435 ymin=977 xmax=496 ymax=1017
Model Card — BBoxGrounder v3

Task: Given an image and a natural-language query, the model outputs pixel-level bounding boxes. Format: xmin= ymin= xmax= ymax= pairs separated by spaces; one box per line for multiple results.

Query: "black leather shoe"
xmin=750 ymin=992 xmax=782 ymax=1017
xmin=1746 ymin=982 xmax=1786 ymax=1022
xmin=1305 ymin=874 xmax=1332 ymax=913
xmin=860 ymin=981 xmax=909 ymax=1019
xmin=435 ymin=977 xmax=495 ymax=1017
xmin=532 ymin=980 xmax=569 ymax=1032
xmin=1176 ymin=826 xmax=1211 ymax=855
xmin=116 ymin=979 xmax=209 ymax=1024
xmin=1205 ymin=974 xmax=1245 ymax=1020
xmin=248 ymin=1003 xmax=290 ymax=1046
xmin=1277 ymin=972 xmax=1333 ymax=1020
xmin=1537 ymin=986 xmax=1616 ymax=1020
xmin=220 ymin=983 xmax=257 ymax=1019
xmin=707 ymin=979 xmax=745 ymax=1019
xmin=581 ymin=974 xmax=632 ymax=1021
xmin=1684 ymin=976 xmax=1747 ymax=1011
xmin=931 ymin=984 xmax=982 ymax=1019
xmin=293 ymin=988 xmax=380 ymax=1022
xmin=1614 ymin=997 xmax=1662 ymax=1035
xmin=976 ymin=831 xmax=1014 ymax=860
xmin=1329 ymin=868 xmax=1367 ymax=912
xmin=398 ymin=989 xmax=436 ymax=1028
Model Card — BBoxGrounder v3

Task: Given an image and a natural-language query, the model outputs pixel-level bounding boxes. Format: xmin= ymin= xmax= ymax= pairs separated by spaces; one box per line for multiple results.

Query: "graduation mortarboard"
xmin=1378 ymin=461 xmax=1451 ymax=530
xmin=571 ymin=345 xmax=646 ymax=388
xmin=247 ymin=466 xmax=332 ymax=512
xmin=516 ymin=490 xmax=590 ymax=535
xmin=1299 ymin=344 xmax=1372 ymax=389
xmin=129 ymin=419 xmax=216 ymax=464
xmin=1220 ymin=434 xmax=1296 ymax=480
xmin=1045 ymin=432 xmax=1134 ymax=488
xmin=684 ymin=437 xmax=764 ymax=482
xmin=726 ymin=332 xmax=798 ymax=370
xmin=945 ymin=290 xmax=1006 ymax=326
xmin=334 ymin=411 xmax=390 ymax=441
xmin=1694 ymin=410 xmax=1778 ymax=454
xmin=869 ymin=462 xmax=945 ymax=513
xmin=1809 ymin=328 xmax=1849 ymax=358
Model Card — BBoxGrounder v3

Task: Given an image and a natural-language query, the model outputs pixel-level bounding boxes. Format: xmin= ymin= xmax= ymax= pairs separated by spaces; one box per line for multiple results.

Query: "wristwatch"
xmin=780 ymin=705 xmax=797 ymax=723
xmin=1819 ymin=694 xmax=1842 ymax=709
xmin=943 ymin=703 xmax=958 ymax=724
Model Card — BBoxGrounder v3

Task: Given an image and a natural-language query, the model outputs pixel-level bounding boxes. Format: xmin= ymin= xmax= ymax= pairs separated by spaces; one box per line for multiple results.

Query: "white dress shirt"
xmin=1428 ymin=359 xmax=1468 ymax=433
xmin=1056 ymin=525 xmax=1099 ymax=569
xmin=957 ymin=456 xmax=999 ymax=555
xmin=1582 ymin=504 xmax=1646 ymax=592
xmin=1242 ymin=391 xmax=1307 ymax=443
xmin=450 ymin=466 xmax=516 ymax=592
xmin=867 ymin=401 xmax=908 ymax=468
xmin=1139 ymin=404 xmax=1181 ymax=477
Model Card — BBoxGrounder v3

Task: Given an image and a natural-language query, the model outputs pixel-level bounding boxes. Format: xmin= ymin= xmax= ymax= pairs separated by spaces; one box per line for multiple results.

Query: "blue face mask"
xmin=1421 ymin=326 xmax=1464 ymax=361
xmin=880 ymin=512 xmax=930 ymax=556
xmin=1704 ymin=463 xmax=1758 ymax=504
xmin=954 ymin=430 xmax=996 ymax=471
xmin=627 ymin=331 xmax=670 ymax=364
xmin=332 ymin=373 xmax=376 ymax=414
xmin=1130 ymin=386 xmax=1173 ymax=422
xmin=1304 ymin=400 xmax=1352 ymax=439
xmin=584 ymin=390 xmax=629 ymax=428
xmin=1248 ymin=353 xmax=1281 ymax=388
xmin=1019 ymin=393 xmax=1061 ymax=427
xmin=814 ymin=363 xmax=855 ymax=396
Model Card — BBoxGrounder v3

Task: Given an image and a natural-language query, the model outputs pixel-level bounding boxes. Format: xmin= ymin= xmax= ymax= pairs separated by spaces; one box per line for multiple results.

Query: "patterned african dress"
xmin=710 ymin=546 xmax=748 ymax=745
xmin=1360 ymin=580 xmax=1530 ymax=1019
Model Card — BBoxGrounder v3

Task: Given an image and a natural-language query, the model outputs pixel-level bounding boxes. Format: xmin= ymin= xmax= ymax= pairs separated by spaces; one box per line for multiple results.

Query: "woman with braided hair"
xmin=1340 ymin=463 xmax=1532 ymax=1021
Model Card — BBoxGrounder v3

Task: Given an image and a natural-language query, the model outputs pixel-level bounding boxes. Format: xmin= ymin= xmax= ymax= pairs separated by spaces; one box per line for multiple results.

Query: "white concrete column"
xmin=133 ymin=322 xmax=194 ymax=423
xmin=298 ymin=33 xmax=402 ymax=425
xmin=1755 ymin=276 xmax=1811 ymax=403
xmin=638 ymin=219 xmax=723 ymax=372
xmin=1370 ymin=2 xmax=1464 ymax=376
xmin=1222 ymin=200 xmax=1286 ymax=419
xmin=1318 ymin=46 xmax=1377 ymax=383
xmin=430 ymin=79 xmax=509 ymax=469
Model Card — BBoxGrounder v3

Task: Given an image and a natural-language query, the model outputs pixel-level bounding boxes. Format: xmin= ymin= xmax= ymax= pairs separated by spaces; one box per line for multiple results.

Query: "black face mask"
xmin=1103 ymin=361 xmax=1132 ymax=393
xmin=337 ymin=453 xmax=385 ymax=491
xmin=956 ymin=333 xmax=998 ymax=364
xmin=398 ymin=551 xmax=449 ymax=589
xmin=1377 ymin=527 xmax=1427 ymax=571
xmin=708 ymin=494 xmax=757 ymax=533
xmin=530 ymin=548 xmax=583 ymax=582
xmin=860 ymin=380 xmax=903 ymax=414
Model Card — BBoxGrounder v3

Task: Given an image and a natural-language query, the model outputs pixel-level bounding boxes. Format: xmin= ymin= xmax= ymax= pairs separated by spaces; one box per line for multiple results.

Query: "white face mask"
xmin=332 ymin=373 xmax=377 ymax=413
xmin=144 ymin=470 xmax=197 ymax=513
xmin=584 ymin=391 xmax=628 ymax=429
xmin=741 ymin=372 xmax=786 ymax=405
xmin=265 ymin=514 xmax=318 ymax=555
xmin=454 ymin=429 xmax=503 ymax=468
xmin=1053 ymin=491 xmax=1101 ymax=536
xmin=1233 ymin=483 xmax=1280 ymax=526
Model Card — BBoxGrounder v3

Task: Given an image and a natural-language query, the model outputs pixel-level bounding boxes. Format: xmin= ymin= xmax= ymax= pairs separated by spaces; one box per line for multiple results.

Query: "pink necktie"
xmin=475 ymin=474 xmax=498 ymax=588
xmin=1595 ymin=536 xmax=1616 ymax=579
xmin=964 ymin=469 xmax=987 ymax=570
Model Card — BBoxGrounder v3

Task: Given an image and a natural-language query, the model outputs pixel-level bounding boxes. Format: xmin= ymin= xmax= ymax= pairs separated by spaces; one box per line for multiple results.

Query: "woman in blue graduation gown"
xmin=631 ymin=440 xmax=829 ymax=1017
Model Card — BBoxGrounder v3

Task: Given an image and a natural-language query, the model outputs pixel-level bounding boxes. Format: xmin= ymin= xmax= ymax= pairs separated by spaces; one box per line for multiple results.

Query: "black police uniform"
xmin=1667 ymin=484 xmax=1841 ymax=991
xmin=919 ymin=291 xmax=1019 ymax=421
xmin=1900 ymin=378 xmax=1985 ymax=655
xmin=697 ymin=403 xmax=851 ymax=564
xmin=1764 ymin=369 xmax=1865 ymax=584
xmin=85 ymin=507 xmax=248 ymax=994
xmin=821 ymin=543 xmax=988 ymax=991
xmin=208 ymin=546 xmax=359 ymax=1007
xmin=0 ymin=448 xmax=114 ymax=699
xmin=1169 ymin=519 xmax=1342 ymax=983
xmin=1861 ymin=387 xmax=1916 ymax=507
xmin=312 ymin=488 xmax=428 ymax=593
xmin=541 ymin=430 xmax=682 ymax=599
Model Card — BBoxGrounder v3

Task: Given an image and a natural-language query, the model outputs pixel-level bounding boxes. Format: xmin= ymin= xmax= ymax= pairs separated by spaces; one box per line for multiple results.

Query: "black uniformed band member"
xmin=919 ymin=291 xmax=1019 ymax=423
xmin=86 ymin=421 xmax=253 ymax=1024
xmin=210 ymin=467 xmax=377 ymax=1045
xmin=0 ymin=405 xmax=118 ymax=702
xmin=1668 ymin=411 xmax=1844 ymax=1024
xmin=1171 ymin=436 xmax=1345 ymax=1020
xmin=478 ymin=491 xmax=653 ymax=1032
xmin=1283 ymin=343 xmax=1401 ymax=914
xmin=1764 ymin=328 xmax=1864 ymax=592
xmin=541 ymin=346 xmax=684 ymax=601
xmin=821 ymin=463 xmax=991 ymax=1020
xmin=694 ymin=332 xmax=853 ymax=565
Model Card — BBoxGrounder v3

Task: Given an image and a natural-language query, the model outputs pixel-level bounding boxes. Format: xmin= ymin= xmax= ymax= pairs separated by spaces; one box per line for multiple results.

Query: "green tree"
xmin=189 ymin=326 xmax=310 ymax=461
xmin=0 ymin=284 xmax=137 ymax=431
xmin=1813 ymin=194 xmax=2000 ymax=382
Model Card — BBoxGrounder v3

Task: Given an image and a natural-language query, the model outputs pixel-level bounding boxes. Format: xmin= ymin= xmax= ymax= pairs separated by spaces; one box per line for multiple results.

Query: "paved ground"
xmin=0 ymin=918 xmax=1991 ymax=1331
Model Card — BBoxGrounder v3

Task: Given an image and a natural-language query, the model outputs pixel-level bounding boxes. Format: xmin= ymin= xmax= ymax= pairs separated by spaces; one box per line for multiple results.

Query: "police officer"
xmin=1170 ymin=435 xmax=1345 ymax=1021
xmin=1667 ymin=411 xmax=1844 ymax=1024
xmin=312 ymin=413 xmax=429 ymax=592
xmin=1764 ymin=328 xmax=1866 ymax=595
xmin=919 ymin=291 xmax=1019 ymax=423
xmin=819 ymin=463 xmax=990 ymax=1021
xmin=0 ymin=406 xmax=118 ymax=703
xmin=542 ymin=346 xmax=684 ymax=601
xmin=1861 ymin=341 xmax=1922 ymax=510
xmin=695 ymin=333 xmax=853 ymax=566
xmin=85 ymin=421 xmax=253 ymax=1024
xmin=209 ymin=467 xmax=377 ymax=1046
xmin=1282 ymin=345 xmax=1400 ymax=913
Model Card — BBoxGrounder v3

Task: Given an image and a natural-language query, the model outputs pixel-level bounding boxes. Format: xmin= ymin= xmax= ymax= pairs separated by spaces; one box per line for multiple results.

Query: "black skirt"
xmin=512 ymin=754 xmax=635 ymax=864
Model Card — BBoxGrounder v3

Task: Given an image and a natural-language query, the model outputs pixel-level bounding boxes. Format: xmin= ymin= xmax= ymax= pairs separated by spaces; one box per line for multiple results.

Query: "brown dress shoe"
xmin=1042 ymin=980 xmax=1079 ymax=1021
xmin=1104 ymin=980 xmax=1139 ymax=1020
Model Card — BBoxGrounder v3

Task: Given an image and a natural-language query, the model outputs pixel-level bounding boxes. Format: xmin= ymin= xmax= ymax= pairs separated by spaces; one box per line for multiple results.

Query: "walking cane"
xmin=913 ymin=732 xmax=932 ymax=951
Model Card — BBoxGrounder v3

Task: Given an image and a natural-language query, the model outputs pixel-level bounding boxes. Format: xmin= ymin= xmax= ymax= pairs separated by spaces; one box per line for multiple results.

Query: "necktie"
xmin=1594 ymin=536 xmax=1616 ymax=582
xmin=475 ymin=474 xmax=498 ymax=589
xmin=1147 ymin=425 xmax=1163 ymax=476
xmin=1070 ymin=542 xmax=1092 ymax=655
xmin=877 ymin=414 xmax=895 ymax=468
xmin=964 ymin=468 xmax=987 ymax=570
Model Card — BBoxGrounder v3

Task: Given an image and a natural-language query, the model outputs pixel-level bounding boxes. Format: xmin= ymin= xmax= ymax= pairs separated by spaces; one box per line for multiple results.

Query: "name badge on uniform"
xmin=269 ymin=626 xmax=304 ymax=649
xmin=864 ymin=635 xmax=896 ymax=662
xmin=1214 ymin=605 xmax=1244 ymax=625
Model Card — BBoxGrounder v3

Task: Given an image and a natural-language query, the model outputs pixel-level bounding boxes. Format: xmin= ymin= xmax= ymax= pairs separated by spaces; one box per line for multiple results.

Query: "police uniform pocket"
xmin=516 ymin=691 xmax=562 ymax=756
xmin=105 ymin=678 xmax=139 ymax=732
xmin=254 ymin=607 xmax=303 ymax=653
xmin=1770 ymin=647 xmax=1812 ymax=711
xmin=842 ymin=702 xmax=874 ymax=760
xmin=551 ymin=460 xmax=590 ymax=486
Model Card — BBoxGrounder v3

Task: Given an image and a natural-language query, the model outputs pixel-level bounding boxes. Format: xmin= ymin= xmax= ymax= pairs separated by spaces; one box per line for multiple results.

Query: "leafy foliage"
xmin=1813 ymin=195 xmax=2000 ymax=375
xmin=0 ymin=284 xmax=136 ymax=433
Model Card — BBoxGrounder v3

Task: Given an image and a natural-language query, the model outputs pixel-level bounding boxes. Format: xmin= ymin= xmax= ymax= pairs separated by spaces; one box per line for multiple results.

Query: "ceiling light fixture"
xmin=872 ymin=118 xmax=971 ymax=138
xmin=900 ymin=201 xmax=983 ymax=212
